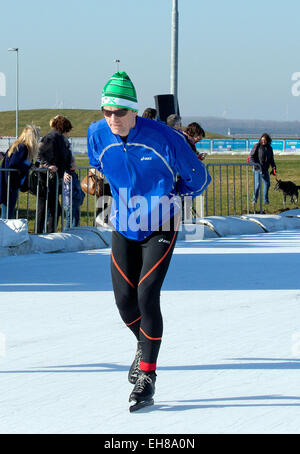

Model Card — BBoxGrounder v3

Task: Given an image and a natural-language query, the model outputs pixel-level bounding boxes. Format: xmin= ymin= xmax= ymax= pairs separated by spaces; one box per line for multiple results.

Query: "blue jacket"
xmin=0 ymin=143 xmax=32 ymax=204
xmin=87 ymin=116 xmax=211 ymax=240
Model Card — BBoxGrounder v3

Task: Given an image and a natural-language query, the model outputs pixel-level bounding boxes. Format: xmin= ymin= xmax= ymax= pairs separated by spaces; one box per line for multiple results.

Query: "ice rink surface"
xmin=1 ymin=230 xmax=300 ymax=434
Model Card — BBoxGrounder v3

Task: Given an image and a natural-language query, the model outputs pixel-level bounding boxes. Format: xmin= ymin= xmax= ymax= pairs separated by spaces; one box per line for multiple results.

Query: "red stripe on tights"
xmin=140 ymin=361 xmax=157 ymax=372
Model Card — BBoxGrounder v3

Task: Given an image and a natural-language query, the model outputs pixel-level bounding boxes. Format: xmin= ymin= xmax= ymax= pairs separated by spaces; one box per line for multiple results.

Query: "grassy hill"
xmin=0 ymin=109 xmax=104 ymax=137
xmin=0 ymin=109 xmax=226 ymax=138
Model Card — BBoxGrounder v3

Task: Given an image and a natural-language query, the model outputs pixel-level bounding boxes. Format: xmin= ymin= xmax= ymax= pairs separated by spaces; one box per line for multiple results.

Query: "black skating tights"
xmin=111 ymin=224 xmax=178 ymax=372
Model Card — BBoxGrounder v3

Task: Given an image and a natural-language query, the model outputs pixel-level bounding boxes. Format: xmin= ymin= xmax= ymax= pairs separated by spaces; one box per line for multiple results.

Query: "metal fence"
xmin=197 ymin=162 xmax=263 ymax=217
xmin=0 ymin=163 xmax=264 ymax=233
xmin=0 ymin=166 xmax=108 ymax=233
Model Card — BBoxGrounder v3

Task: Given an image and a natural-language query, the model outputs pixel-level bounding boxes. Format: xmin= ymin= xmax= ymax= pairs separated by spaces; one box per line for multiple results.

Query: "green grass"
xmin=0 ymin=109 xmax=104 ymax=137
xmin=203 ymin=131 xmax=227 ymax=139
xmin=0 ymin=109 xmax=227 ymax=138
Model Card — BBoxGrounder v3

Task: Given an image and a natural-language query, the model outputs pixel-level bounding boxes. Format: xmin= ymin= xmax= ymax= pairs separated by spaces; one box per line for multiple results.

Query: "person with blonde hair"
xmin=0 ymin=125 xmax=39 ymax=219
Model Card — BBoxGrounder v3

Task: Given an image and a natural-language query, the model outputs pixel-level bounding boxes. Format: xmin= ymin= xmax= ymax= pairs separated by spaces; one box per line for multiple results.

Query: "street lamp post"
xmin=8 ymin=48 xmax=19 ymax=139
xmin=171 ymin=0 xmax=179 ymax=114
xmin=114 ymin=59 xmax=120 ymax=72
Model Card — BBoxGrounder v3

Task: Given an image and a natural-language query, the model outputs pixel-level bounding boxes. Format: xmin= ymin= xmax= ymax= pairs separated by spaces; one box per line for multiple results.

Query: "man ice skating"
xmin=87 ymin=71 xmax=211 ymax=411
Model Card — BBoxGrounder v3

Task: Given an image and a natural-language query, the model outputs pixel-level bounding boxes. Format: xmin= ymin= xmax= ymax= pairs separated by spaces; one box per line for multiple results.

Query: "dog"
xmin=274 ymin=178 xmax=300 ymax=205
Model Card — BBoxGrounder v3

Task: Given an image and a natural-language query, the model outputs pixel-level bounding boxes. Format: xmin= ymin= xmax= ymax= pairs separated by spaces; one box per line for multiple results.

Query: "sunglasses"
xmin=102 ymin=108 xmax=129 ymax=118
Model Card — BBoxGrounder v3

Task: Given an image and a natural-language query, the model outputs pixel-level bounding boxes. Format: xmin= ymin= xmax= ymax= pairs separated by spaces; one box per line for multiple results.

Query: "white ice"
xmin=0 ymin=230 xmax=300 ymax=434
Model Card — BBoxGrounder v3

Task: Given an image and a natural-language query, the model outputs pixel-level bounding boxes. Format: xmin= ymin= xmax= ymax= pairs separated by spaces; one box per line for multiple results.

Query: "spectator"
xmin=249 ymin=133 xmax=276 ymax=206
xmin=63 ymin=156 xmax=85 ymax=229
xmin=142 ymin=108 xmax=157 ymax=120
xmin=166 ymin=114 xmax=182 ymax=130
xmin=183 ymin=122 xmax=206 ymax=161
xmin=36 ymin=115 xmax=72 ymax=233
xmin=0 ymin=125 xmax=39 ymax=219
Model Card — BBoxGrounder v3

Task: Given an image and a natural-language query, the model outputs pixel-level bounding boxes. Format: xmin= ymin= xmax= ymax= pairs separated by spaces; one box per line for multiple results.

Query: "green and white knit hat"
xmin=101 ymin=71 xmax=138 ymax=111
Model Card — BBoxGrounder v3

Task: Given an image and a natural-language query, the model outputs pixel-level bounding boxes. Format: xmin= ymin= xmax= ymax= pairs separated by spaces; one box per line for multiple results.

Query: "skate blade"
xmin=129 ymin=398 xmax=154 ymax=413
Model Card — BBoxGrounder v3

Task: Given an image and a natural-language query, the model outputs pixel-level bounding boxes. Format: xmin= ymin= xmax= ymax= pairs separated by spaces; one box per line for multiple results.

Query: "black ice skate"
xmin=128 ymin=342 xmax=143 ymax=384
xmin=129 ymin=371 xmax=156 ymax=412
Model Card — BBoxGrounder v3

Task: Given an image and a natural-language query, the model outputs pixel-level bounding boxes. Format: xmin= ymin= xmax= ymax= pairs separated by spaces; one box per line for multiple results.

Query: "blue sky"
xmin=0 ymin=0 xmax=299 ymax=120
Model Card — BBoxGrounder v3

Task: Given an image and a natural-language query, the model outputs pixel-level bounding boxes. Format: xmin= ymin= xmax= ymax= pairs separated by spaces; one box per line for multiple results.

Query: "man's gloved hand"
xmin=270 ymin=168 xmax=276 ymax=176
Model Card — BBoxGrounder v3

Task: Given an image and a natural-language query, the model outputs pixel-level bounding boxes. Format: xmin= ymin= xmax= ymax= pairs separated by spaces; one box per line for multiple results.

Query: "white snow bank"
xmin=189 ymin=211 xmax=300 ymax=238
xmin=279 ymin=209 xmax=300 ymax=218
xmin=241 ymin=214 xmax=300 ymax=233
xmin=30 ymin=227 xmax=111 ymax=253
xmin=0 ymin=226 xmax=110 ymax=257
xmin=0 ymin=219 xmax=29 ymax=247
xmin=2 ymin=210 xmax=300 ymax=257
xmin=177 ymin=223 xmax=219 ymax=241
xmin=194 ymin=216 xmax=264 ymax=237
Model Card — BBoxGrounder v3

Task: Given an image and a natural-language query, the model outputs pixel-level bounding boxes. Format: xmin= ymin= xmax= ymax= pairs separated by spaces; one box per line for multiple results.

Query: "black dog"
xmin=274 ymin=178 xmax=300 ymax=205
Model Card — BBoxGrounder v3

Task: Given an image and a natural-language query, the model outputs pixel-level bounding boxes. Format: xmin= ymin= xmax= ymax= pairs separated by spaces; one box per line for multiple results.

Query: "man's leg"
xmin=128 ymin=226 xmax=178 ymax=409
xmin=110 ymin=223 xmax=178 ymax=374
xmin=110 ymin=230 xmax=143 ymax=339
xmin=137 ymin=227 xmax=178 ymax=372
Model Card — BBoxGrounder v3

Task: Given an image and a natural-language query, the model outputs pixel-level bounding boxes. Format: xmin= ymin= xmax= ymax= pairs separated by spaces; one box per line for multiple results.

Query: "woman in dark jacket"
xmin=250 ymin=133 xmax=276 ymax=205
xmin=36 ymin=115 xmax=72 ymax=233
xmin=0 ymin=125 xmax=39 ymax=219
